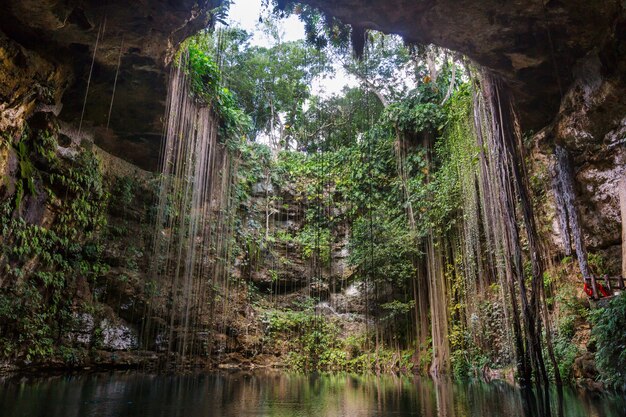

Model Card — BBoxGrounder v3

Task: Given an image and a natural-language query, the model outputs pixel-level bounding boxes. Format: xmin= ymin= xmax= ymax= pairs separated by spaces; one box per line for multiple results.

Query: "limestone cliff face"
xmin=238 ymin=177 xmax=351 ymax=298
xmin=554 ymin=49 xmax=626 ymax=250
xmin=0 ymin=0 xmax=218 ymax=170
xmin=533 ymin=24 xmax=626 ymax=266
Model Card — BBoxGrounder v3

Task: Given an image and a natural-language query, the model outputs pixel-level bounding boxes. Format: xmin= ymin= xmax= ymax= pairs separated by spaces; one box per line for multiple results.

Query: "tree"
xmin=193 ymin=27 xmax=331 ymax=147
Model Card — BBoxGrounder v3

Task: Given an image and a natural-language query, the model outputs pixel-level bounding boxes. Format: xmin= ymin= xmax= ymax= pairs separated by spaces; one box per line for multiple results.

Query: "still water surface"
xmin=0 ymin=371 xmax=624 ymax=417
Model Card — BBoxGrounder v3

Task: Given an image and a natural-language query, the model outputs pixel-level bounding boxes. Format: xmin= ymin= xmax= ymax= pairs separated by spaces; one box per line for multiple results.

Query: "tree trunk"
xmin=440 ymin=61 xmax=456 ymax=105
xmin=426 ymin=47 xmax=439 ymax=84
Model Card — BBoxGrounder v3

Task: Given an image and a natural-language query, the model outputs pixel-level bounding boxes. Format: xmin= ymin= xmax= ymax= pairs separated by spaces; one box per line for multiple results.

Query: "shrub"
xmin=548 ymin=288 xmax=587 ymax=382
xmin=591 ymin=293 xmax=626 ymax=389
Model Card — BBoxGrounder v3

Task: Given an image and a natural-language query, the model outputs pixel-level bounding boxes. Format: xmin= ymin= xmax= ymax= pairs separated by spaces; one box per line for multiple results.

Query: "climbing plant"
xmin=0 ymin=125 xmax=109 ymax=360
xmin=591 ymin=293 xmax=626 ymax=389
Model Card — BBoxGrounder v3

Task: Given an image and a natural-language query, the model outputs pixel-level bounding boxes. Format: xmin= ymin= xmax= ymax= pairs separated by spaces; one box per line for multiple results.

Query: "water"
xmin=1 ymin=371 xmax=624 ymax=417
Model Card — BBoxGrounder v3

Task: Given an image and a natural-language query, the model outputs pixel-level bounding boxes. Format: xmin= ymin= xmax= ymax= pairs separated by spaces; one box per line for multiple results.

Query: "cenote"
xmin=2 ymin=0 xmax=626 ymax=415
xmin=2 ymin=371 xmax=625 ymax=417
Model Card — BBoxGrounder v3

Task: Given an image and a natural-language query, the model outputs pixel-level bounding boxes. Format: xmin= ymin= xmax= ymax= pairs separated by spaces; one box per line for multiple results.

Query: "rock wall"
xmin=1 ymin=0 xmax=219 ymax=170
xmin=238 ymin=176 xmax=352 ymax=300
xmin=532 ymin=22 xmax=626 ymax=270
xmin=0 ymin=117 xmax=160 ymax=371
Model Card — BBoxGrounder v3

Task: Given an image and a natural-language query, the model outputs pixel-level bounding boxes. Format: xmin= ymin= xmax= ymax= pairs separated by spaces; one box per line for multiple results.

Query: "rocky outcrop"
xmin=554 ymin=49 xmax=626 ymax=252
xmin=239 ymin=176 xmax=353 ymax=298
xmin=531 ymin=26 xmax=626 ymax=261
xmin=573 ymin=351 xmax=604 ymax=391
xmin=0 ymin=31 xmax=67 ymax=132
xmin=67 ymin=313 xmax=140 ymax=351
xmin=1 ymin=0 xmax=220 ymax=170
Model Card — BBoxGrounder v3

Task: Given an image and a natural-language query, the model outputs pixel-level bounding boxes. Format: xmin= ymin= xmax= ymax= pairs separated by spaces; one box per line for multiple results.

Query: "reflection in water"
xmin=0 ymin=371 xmax=623 ymax=417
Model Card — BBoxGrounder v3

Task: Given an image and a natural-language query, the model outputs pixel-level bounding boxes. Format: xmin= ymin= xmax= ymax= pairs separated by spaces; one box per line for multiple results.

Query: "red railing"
xmin=585 ymin=275 xmax=625 ymax=300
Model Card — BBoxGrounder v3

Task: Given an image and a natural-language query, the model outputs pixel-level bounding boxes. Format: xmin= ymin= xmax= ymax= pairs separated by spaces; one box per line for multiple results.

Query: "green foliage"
xmin=383 ymin=91 xmax=445 ymax=135
xmin=234 ymin=141 xmax=273 ymax=202
xmin=0 ymin=126 xmax=109 ymax=360
xmin=17 ymin=141 xmax=35 ymax=192
xmin=591 ymin=293 xmax=626 ymax=389
xmin=179 ymin=36 xmax=252 ymax=142
xmin=450 ymin=345 xmax=471 ymax=379
xmin=263 ymin=307 xmax=414 ymax=373
xmin=271 ymin=2 xmax=351 ymax=50
xmin=349 ymin=212 xmax=418 ymax=287
xmin=450 ymin=289 xmax=515 ymax=378
xmin=587 ymin=252 xmax=609 ymax=276
xmin=264 ymin=308 xmax=342 ymax=371
xmin=333 ymin=127 xmax=403 ymax=217
xmin=421 ymin=82 xmax=475 ymax=233
xmin=186 ymin=40 xmax=221 ymax=101
xmin=419 ymin=344 xmax=433 ymax=371
xmin=110 ymin=176 xmax=136 ymax=212
xmin=12 ymin=129 xmax=37 ymax=210
xmin=294 ymin=224 xmax=331 ymax=262
xmin=546 ymin=286 xmax=588 ymax=383
xmin=49 ymin=151 xmax=108 ymax=240
xmin=186 ymin=27 xmax=329 ymax=145
xmin=381 ymin=299 xmax=415 ymax=317
xmin=286 ymin=89 xmax=376 ymax=152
